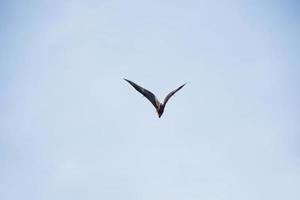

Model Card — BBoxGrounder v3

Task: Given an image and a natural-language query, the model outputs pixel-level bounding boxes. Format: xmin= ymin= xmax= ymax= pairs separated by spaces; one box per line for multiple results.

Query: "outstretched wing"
xmin=163 ymin=83 xmax=186 ymax=106
xmin=124 ymin=79 xmax=160 ymax=110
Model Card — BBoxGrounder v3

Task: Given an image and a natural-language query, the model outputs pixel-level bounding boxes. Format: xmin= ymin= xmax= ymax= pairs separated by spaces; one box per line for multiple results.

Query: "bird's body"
xmin=156 ymin=103 xmax=165 ymax=118
xmin=124 ymin=79 xmax=186 ymax=118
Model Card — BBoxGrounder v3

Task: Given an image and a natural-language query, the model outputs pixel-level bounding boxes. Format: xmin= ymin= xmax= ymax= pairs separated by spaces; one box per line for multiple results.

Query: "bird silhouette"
xmin=124 ymin=79 xmax=186 ymax=118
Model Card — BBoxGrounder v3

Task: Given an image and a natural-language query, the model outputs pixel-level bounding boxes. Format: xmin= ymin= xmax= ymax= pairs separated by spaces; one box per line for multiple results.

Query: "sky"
xmin=1 ymin=0 xmax=300 ymax=199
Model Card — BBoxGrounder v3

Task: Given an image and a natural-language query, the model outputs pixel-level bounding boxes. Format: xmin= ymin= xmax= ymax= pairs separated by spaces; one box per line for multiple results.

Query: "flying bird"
xmin=124 ymin=79 xmax=186 ymax=118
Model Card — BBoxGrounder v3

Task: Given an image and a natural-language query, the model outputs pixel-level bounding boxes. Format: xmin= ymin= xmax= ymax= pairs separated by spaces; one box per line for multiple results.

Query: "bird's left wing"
xmin=124 ymin=79 xmax=160 ymax=110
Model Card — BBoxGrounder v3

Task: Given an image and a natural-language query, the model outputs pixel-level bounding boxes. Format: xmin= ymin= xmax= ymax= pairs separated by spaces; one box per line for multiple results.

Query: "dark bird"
xmin=124 ymin=79 xmax=186 ymax=118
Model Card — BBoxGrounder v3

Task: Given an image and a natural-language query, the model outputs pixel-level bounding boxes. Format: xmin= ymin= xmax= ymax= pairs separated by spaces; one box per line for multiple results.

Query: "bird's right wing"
xmin=163 ymin=83 xmax=186 ymax=106
xmin=124 ymin=79 xmax=160 ymax=110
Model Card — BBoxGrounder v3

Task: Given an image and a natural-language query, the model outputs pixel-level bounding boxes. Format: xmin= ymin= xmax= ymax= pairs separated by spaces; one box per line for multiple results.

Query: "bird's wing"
xmin=163 ymin=83 xmax=186 ymax=106
xmin=124 ymin=79 xmax=160 ymax=110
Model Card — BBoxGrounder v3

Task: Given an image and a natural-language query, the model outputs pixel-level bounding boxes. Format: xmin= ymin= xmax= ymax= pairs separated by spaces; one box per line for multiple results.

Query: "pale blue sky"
xmin=1 ymin=0 xmax=300 ymax=200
